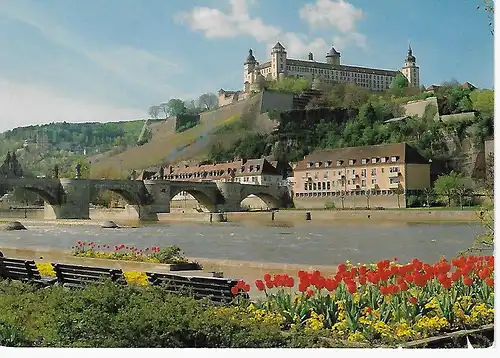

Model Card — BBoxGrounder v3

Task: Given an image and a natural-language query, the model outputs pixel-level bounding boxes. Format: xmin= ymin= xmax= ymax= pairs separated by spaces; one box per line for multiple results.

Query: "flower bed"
xmin=71 ymin=241 xmax=194 ymax=265
xmin=231 ymin=255 xmax=494 ymax=346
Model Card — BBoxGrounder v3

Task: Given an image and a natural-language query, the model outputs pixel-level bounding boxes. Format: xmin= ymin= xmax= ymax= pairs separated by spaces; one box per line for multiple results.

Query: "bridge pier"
xmin=45 ymin=179 xmax=91 ymax=219
xmin=143 ymin=180 xmax=172 ymax=214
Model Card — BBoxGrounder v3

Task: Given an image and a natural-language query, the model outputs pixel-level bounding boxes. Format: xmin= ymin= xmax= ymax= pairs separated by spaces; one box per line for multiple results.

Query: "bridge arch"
xmin=169 ymin=187 xmax=217 ymax=212
xmin=0 ymin=181 xmax=60 ymax=206
xmin=19 ymin=186 xmax=59 ymax=205
xmin=240 ymin=191 xmax=281 ymax=210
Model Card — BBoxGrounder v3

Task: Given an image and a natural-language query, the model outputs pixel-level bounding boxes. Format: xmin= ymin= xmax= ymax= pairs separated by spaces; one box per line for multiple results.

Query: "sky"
xmin=0 ymin=0 xmax=495 ymax=132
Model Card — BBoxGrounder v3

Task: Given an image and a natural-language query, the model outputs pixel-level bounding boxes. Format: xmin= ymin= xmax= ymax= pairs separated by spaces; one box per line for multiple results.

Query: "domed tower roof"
xmin=244 ymin=49 xmax=257 ymax=65
xmin=326 ymin=46 xmax=340 ymax=57
xmin=405 ymin=44 xmax=416 ymax=62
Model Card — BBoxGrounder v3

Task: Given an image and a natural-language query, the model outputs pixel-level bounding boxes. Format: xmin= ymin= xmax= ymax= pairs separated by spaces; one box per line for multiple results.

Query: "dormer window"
xmin=348 ymin=159 xmax=356 ymax=165
xmin=307 ymin=162 xmax=314 ymax=168
xmin=240 ymin=167 xmax=245 ymax=173
xmin=381 ymin=157 xmax=387 ymax=163
xmin=315 ymin=162 xmax=322 ymax=168
xmin=326 ymin=160 xmax=332 ymax=167
xmin=361 ymin=158 xmax=368 ymax=164
xmin=391 ymin=156 xmax=398 ymax=162
xmin=256 ymin=165 xmax=261 ymax=171
xmin=249 ymin=165 xmax=254 ymax=171
xmin=371 ymin=157 xmax=378 ymax=164
xmin=336 ymin=160 xmax=343 ymax=166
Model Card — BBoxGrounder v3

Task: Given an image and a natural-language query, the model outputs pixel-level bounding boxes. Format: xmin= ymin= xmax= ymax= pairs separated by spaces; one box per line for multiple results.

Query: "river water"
xmin=0 ymin=221 xmax=486 ymax=266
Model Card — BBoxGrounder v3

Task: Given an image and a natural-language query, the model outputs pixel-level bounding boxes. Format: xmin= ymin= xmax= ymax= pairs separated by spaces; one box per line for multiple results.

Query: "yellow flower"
xmin=124 ymin=271 xmax=148 ymax=286
xmin=36 ymin=262 xmax=56 ymax=277
xmin=347 ymin=331 xmax=366 ymax=342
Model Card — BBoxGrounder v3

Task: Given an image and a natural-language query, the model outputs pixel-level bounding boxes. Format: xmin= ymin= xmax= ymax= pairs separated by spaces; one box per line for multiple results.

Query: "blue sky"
xmin=0 ymin=0 xmax=494 ymax=131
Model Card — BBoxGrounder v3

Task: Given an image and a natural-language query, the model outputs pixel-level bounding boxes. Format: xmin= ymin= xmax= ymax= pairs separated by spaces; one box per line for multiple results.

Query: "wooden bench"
xmin=146 ymin=271 xmax=249 ymax=303
xmin=0 ymin=255 xmax=57 ymax=287
xmin=51 ymin=263 xmax=126 ymax=288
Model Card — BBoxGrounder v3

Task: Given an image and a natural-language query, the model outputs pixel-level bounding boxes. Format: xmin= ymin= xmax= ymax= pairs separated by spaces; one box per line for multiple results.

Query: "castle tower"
xmin=401 ymin=43 xmax=420 ymax=88
xmin=326 ymin=46 xmax=341 ymax=65
xmin=244 ymin=49 xmax=257 ymax=92
xmin=271 ymin=42 xmax=287 ymax=80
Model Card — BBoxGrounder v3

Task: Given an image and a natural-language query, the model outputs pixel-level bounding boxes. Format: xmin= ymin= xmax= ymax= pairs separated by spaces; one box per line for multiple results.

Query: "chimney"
xmin=308 ymin=52 xmax=313 ymax=61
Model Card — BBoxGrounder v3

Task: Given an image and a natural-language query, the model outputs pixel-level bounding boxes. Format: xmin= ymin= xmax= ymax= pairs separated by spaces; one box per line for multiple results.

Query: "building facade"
xmin=244 ymin=43 xmax=420 ymax=92
xmin=293 ymin=143 xmax=430 ymax=209
xmin=165 ymin=158 xmax=284 ymax=185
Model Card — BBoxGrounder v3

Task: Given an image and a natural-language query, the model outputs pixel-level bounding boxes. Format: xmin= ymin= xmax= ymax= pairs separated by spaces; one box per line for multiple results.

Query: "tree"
xmin=364 ymin=189 xmax=372 ymax=209
xmin=422 ymin=187 xmax=435 ymax=207
xmin=198 ymin=93 xmax=219 ymax=111
xmin=148 ymin=105 xmax=161 ymax=119
xmin=389 ymin=74 xmax=409 ymax=96
xmin=159 ymin=99 xmax=186 ymax=118
xmin=470 ymin=89 xmax=494 ymax=119
xmin=433 ymin=171 xmax=464 ymax=207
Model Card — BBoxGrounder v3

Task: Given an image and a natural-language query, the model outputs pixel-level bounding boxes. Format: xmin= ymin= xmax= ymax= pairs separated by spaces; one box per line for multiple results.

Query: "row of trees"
xmin=148 ymin=93 xmax=219 ymax=119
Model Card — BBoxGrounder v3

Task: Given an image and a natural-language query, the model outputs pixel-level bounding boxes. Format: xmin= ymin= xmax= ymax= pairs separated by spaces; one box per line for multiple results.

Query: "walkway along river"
xmin=0 ymin=221 xmax=486 ymax=266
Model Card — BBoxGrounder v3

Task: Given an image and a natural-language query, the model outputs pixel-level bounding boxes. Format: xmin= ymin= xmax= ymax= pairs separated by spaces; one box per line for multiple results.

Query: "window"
xmin=381 ymin=168 xmax=385 ymax=173
xmin=391 ymin=156 xmax=398 ymax=162
xmin=371 ymin=178 xmax=377 ymax=184
xmin=326 ymin=160 xmax=332 ymax=167
xmin=361 ymin=169 xmax=367 ymax=177
xmin=348 ymin=159 xmax=355 ymax=165
xmin=352 ymin=169 xmax=356 ymax=175
xmin=315 ymin=162 xmax=321 ymax=168
xmin=361 ymin=180 xmax=366 ymax=187
xmin=322 ymin=182 xmax=326 ymax=190
xmin=305 ymin=172 xmax=310 ymax=177
xmin=361 ymin=158 xmax=368 ymax=164
xmin=324 ymin=171 xmax=329 ymax=178
xmin=347 ymin=180 xmax=351 ymax=185
xmin=307 ymin=162 xmax=314 ymax=168
xmin=371 ymin=168 xmax=377 ymax=176
xmin=337 ymin=160 xmax=343 ymax=166
xmin=390 ymin=166 xmax=399 ymax=173
xmin=308 ymin=183 xmax=312 ymax=190
xmin=314 ymin=172 xmax=319 ymax=179
xmin=313 ymin=183 xmax=317 ymax=190
xmin=381 ymin=157 xmax=387 ymax=163
xmin=371 ymin=157 xmax=378 ymax=164
xmin=327 ymin=182 xmax=331 ymax=190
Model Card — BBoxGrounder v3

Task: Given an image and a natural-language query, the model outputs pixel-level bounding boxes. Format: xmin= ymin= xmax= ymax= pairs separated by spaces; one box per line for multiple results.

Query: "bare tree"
xmin=198 ymin=93 xmax=219 ymax=111
xmin=148 ymin=105 xmax=161 ymax=119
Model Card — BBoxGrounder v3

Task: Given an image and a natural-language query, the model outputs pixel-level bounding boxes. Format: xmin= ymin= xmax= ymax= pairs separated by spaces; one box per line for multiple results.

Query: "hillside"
xmin=0 ymin=120 xmax=146 ymax=177
xmin=90 ymin=93 xmax=273 ymax=175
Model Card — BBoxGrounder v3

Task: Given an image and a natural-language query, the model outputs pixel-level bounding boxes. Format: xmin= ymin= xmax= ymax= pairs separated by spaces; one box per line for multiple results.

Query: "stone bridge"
xmin=0 ymin=178 xmax=290 ymax=220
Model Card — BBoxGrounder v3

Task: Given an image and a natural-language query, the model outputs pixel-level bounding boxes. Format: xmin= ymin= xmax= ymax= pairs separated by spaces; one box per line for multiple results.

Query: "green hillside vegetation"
xmin=0 ymin=121 xmax=146 ymax=178
xmin=208 ymin=80 xmax=493 ymax=167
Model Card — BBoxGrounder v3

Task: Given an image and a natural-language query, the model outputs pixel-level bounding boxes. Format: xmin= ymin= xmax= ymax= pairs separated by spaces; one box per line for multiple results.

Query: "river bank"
xmin=0 ymin=247 xmax=339 ymax=298
xmin=1 ymin=207 xmax=482 ymax=226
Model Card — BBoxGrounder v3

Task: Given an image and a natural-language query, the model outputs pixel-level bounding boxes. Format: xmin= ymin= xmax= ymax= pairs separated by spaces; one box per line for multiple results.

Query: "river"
xmin=0 ymin=221 xmax=486 ymax=266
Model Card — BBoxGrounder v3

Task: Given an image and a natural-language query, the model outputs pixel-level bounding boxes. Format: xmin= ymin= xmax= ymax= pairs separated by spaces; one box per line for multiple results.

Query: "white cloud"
xmin=0 ymin=79 xmax=146 ymax=132
xmin=176 ymin=0 xmax=367 ymax=58
xmin=299 ymin=0 xmax=364 ymax=33
xmin=176 ymin=0 xmax=280 ymax=41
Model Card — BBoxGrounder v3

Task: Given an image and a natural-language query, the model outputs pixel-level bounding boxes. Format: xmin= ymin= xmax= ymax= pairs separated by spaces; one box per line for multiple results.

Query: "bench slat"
xmin=152 ymin=282 xmax=237 ymax=297
xmin=52 ymin=263 xmax=122 ymax=274
xmin=149 ymin=278 xmax=235 ymax=292
xmin=53 ymin=267 xmax=121 ymax=278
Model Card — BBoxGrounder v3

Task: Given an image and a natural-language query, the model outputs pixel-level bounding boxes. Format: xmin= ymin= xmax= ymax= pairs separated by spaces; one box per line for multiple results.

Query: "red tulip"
xmin=263 ymin=273 xmax=271 ymax=282
xmin=478 ymin=267 xmax=491 ymax=280
xmin=231 ymin=286 xmax=239 ymax=295
xmin=358 ymin=275 xmax=367 ymax=285
xmin=306 ymin=289 xmax=315 ymax=297
xmin=265 ymin=280 xmax=274 ymax=289
xmin=298 ymin=283 xmax=308 ymax=292
xmin=243 ymin=284 xmax=251 ymax=292
xmin=409 ymin=296 xmax=418 ymax=305
xmin=485 ymin=277 xmax=494 ymax=287
xmin=337 ymin=264 xmax=347 ymax=273
xmin=346 ymin=282 xmax=357 ymax=294
xmin=359 ymin=265 xmax=367 ymax=275
xmin=255 ymin=279 xmax=265 ymax=291
xmin=399 ymin=282 xmax=408 ymax=292
xmin=463 ymin=276 xmax=473 ymax=286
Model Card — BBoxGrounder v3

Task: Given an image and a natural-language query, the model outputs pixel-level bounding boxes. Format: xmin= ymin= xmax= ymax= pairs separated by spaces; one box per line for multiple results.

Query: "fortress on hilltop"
xmin=242 ymin=42 xmax=420 ymax=93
